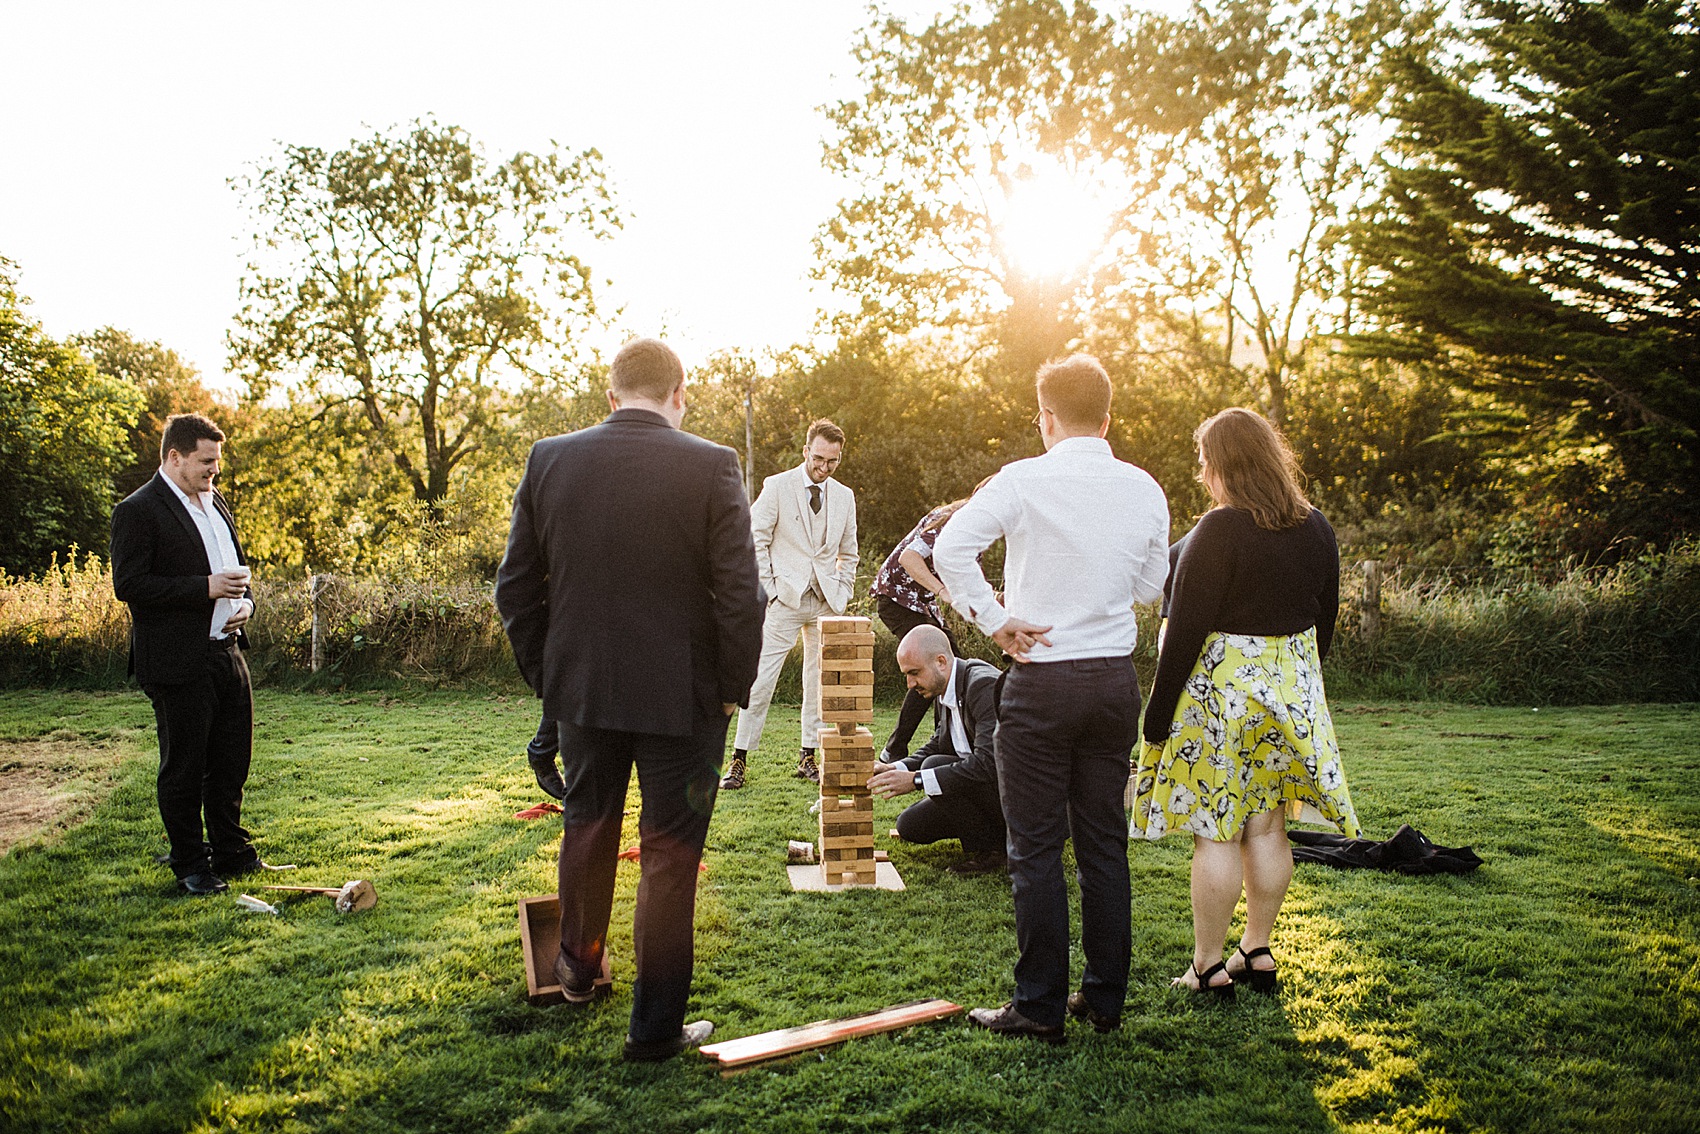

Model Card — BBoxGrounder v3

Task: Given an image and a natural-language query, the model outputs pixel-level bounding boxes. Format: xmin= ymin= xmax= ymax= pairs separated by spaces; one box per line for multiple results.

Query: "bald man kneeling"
xmin=867 ymin=626 xmax=1008 ymax=875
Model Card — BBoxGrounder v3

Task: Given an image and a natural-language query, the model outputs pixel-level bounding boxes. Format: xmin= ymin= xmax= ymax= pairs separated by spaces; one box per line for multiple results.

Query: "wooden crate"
xmin=518 ymin=894 xmax=565 ymax=1006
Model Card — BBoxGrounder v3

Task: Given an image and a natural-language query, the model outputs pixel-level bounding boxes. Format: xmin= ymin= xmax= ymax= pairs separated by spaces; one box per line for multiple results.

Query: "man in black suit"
xmin=867 ymin=626 xmax=1007 ymax=875
xmin=495 ymin=337 xmax=764 ymax=1062
xmin=110 ymin=413 xmax=264 ymax=896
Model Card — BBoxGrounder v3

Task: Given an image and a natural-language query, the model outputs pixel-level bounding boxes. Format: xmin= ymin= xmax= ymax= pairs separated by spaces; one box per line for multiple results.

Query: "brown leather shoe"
xmin=1066 ymin=991 xmax=1120 ymax=1033
xmin=793 ymin=751 xmax=820 ymax=782
xmin=967 ymin=1002 xmax=1064 ymax=1044
xmin=946 ymin=849 xmax=1008 ymax=876
xmin=720 ymin=755 xmax=747 ymax=790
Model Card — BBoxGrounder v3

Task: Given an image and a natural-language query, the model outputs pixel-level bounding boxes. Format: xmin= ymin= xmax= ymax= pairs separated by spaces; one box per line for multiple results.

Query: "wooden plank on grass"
xmin=699 ymin=999 xmax=963 ymax=1069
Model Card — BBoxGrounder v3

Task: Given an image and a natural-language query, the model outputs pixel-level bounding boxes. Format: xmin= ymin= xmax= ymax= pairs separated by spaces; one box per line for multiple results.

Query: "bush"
xmin=1328 ymin=541 xmax=1700 ymax=704
xmin=5 ymin=544 xmax=1697 ymax=706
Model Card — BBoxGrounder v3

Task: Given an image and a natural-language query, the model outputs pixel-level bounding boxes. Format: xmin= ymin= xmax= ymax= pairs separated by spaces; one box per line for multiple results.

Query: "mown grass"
xmin=0 ymin=692 xmax=1695 ymax=1133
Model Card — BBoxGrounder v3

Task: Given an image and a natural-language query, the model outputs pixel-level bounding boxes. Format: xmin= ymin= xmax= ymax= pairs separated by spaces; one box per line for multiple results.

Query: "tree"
xmin=230 ymin=118 xmax=619 ymax=512
xmin=816 ymin=0 xmax=1440 ymax=423
xmin=74 ymin=327 xmax=240 ymax=499
xmin=1356 ymin=0 xmax=1700 ymax=531
xmin=0 ymin=258 xmax=143 ymax=575
xmin=816 ymin=0 xmax=1181 ymax=379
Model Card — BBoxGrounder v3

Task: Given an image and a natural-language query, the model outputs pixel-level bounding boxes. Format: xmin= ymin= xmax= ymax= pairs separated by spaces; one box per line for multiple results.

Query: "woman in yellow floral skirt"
xmin=1133 ymin=408 xmax=1360 ymax=998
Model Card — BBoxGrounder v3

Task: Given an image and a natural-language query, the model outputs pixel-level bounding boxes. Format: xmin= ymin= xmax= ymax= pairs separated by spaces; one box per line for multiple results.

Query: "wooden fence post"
xmin=1360 ymin=560 xmax=1383 ymax=640
xmin=310 ymin=574 xmax=333 ymax=673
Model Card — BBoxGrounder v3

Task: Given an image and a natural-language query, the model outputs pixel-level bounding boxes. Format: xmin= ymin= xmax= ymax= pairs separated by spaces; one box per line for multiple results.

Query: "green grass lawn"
xmin=0 ymin=691 xmax=1695 ymax=1134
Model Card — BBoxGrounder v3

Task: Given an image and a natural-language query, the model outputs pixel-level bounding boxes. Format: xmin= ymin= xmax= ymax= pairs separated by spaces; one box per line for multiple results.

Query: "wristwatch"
xmin=912 ymin=772 xmax=923 ymax=791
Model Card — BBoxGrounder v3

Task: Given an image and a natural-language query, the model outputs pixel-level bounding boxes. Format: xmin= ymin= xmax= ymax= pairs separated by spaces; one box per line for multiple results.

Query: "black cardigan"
xmin=1144 ymin=507 xmax=1339 ymax=745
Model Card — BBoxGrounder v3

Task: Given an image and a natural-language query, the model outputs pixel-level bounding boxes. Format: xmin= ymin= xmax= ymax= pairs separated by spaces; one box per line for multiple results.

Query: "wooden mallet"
xmin=263 ymin=879 xmax=377 ymax=913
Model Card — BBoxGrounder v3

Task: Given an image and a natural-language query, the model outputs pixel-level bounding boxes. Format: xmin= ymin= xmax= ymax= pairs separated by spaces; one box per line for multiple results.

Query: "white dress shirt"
xmin=934 ymin=436 xmax=1170 ymax=662
xmin=918 ymin=663 xmax=973 ymax=797
xmin=161 ymin=471 xmax=251 ymax=638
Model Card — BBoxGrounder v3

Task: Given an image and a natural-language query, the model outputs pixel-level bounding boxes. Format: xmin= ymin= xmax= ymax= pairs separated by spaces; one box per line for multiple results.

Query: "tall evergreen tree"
xmin=1357 ymin=0 xmax=1700 ymax=531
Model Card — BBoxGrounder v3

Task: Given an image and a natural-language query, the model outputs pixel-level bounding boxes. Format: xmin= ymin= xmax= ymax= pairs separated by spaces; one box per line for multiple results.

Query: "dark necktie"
xmin=809 ymin=484 xmax=822 ymax=514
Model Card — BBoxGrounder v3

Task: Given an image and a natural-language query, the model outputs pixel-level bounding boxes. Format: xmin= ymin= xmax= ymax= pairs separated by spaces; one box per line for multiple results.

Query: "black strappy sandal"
xmin=1174 ymin=960 xmax=1236 ymax=1001
xmin=1229 ymin=945 xmax=1280 ymax=994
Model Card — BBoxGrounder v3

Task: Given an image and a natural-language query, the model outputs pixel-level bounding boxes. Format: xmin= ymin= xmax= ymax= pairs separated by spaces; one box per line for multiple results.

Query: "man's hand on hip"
xmin=993 ymin=617 xmax=1053 ymax=663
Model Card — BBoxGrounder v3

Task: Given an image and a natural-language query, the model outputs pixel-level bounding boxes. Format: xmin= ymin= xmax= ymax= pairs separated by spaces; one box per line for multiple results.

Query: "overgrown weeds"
xmin=5 ymin=543 xmax=1697 ymax=704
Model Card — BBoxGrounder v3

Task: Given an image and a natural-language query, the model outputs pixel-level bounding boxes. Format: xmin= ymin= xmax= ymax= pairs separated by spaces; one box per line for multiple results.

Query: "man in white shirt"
xmin=934 ymin=354 xmax=1170 ymax=1041
xmin=722 ymin=419 xmax=858 ymax=789
xmin=111 ymin=414 xmax=266 ymax=896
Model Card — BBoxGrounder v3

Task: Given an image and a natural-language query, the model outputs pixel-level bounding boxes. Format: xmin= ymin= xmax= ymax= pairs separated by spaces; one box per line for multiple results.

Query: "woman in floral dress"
xmin=870 ymin=499 xmax=967 ymax=761
xmin=1133 ymin=408 xmax=1360 ymax=997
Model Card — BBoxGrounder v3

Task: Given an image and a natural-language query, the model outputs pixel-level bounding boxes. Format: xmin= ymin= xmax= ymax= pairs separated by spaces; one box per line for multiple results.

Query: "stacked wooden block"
xmin=817 ymin=616 xmax=877 ymax=886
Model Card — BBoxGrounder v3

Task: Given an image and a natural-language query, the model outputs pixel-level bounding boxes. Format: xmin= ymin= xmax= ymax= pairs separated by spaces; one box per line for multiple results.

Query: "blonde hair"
xmin=1195 ymin=408 xmax=1311 ymax=530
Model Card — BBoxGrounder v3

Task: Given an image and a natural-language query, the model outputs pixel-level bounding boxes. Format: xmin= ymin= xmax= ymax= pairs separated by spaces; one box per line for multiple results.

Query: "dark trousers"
xmin=142 ymin=638 xmax=256 ymax=879
xmin=876 ymin=596 xmax=958 ymax=756
xmin=994 ymin=656 xmax=1140 ymax=1028
xmin=894 ymin=753 xmax=1006 ymax=853
xmin=555 ymin=712 xmax=729 ymax=1044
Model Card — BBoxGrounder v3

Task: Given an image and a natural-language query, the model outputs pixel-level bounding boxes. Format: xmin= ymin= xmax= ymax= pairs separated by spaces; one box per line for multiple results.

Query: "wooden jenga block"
xmin=817 ymin=726 xmax=873 ymax=748
xmin=819 ymin=658 xmax=873 ymax=674
xmin=827 ymin=683 xmax=874 ymax=699
xmin=820 ymin=670 xmax=840 ymax=686
xmin=819 ymin=617 xmax=871 ymax=636
xmin=821 ymin=708 xmax=871 ymax=725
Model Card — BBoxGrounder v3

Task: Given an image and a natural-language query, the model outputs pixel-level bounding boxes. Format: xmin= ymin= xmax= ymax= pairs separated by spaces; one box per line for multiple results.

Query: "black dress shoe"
xmin=967 ymin=1002 xmax=1065 ymax=1044
xmin=1066 ymin=991 xmax=1120 ymax=1033
xmin=946 ymin=849 xmax=1008 ymax=876
xmin=552 ymin=951 xmax=613 ymax=1005
xmin=177 ymin=872 xmax=229 ymax=896
xmin=528 ymin=752 xmax=567 ymax=800
xmin=623 ymin=1020 xmax=714 ymax=1062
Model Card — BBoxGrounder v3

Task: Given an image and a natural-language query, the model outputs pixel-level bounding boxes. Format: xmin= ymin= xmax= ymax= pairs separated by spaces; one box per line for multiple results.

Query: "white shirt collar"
xmin=939 ymin=661 xmax=960 ymax=710
xmin=160 ymin=467 xmax=206 ymax=511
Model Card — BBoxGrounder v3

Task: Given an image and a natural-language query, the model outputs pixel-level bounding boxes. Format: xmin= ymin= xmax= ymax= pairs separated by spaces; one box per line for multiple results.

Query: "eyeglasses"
xmin=1032 ymin=407 xmax=1052 ymax=428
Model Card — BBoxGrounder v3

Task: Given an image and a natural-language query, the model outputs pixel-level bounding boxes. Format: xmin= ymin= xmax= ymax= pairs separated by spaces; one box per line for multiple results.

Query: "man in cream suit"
xmin=721 ymin=419 xmax=858 ymax=789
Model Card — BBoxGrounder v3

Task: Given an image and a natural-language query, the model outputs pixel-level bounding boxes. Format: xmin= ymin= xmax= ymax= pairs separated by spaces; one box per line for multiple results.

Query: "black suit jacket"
xmin=110 ymin=472 xmax=251 ymax=686
xmin=494 ymin=408 xmax=766 ymax=738
xmin=911 ymin=657 xmax=1002 ymax=796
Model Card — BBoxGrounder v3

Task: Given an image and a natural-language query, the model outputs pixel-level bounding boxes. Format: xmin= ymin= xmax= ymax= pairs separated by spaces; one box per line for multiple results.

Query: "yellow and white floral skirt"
xmin=1131 ymin=628 xmax=1360 ymax=842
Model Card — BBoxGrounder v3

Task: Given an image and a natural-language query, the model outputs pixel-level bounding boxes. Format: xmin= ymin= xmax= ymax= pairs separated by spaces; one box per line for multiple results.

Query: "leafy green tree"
xmin=74 ymin=327 xmax=242 ymax=498
xmin=817 ymin=0 xmax=1180 ymax=379
xmin=230 ymin=118 xmax=619 ymax=513
xmin=817 ymin=0 xmax=1439 ymax=424
xmin=0 ymin=259 xmax=143 ymax=575
xmin=1356 ymin=0 xmax=1700 ymax=533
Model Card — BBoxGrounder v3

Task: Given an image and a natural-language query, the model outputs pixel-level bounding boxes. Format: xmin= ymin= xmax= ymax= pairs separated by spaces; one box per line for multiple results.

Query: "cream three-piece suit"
xmin=732 ymin=462 xmax=859 ymax=752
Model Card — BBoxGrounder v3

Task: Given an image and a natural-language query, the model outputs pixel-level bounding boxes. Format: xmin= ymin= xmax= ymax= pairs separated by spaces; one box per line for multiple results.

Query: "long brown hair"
xmin=1195 ymin=408 xmax=1311 ymax=530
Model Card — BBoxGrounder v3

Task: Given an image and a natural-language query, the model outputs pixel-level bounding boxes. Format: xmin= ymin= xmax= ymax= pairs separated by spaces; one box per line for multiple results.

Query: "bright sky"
xmin=0 ymin=1 xmax=973 ymax=384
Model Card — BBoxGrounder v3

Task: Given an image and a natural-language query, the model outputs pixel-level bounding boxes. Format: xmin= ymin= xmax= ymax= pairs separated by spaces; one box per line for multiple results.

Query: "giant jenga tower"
xmin=816 ymin=616 xmax=877 ymax=886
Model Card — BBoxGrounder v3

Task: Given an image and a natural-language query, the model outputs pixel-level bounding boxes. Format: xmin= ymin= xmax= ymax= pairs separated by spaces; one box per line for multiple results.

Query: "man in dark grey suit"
xmin=110 ymin=413 xmax=266 ymax=896
xmin=495 ymin=337 xmax=764 ymax=1062
xmin=868 ymin=626 xmax=1007 ymax=875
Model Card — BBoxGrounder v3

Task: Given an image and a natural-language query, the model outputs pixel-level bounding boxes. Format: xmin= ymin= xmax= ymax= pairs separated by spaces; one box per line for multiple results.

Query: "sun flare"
xmin=995 ymin=163 xmax=1116 ymax=282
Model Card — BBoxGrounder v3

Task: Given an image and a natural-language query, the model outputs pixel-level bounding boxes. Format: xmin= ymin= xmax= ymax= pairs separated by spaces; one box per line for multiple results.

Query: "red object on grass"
xmin=513 ymin=802 xmax=563 ymax=820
